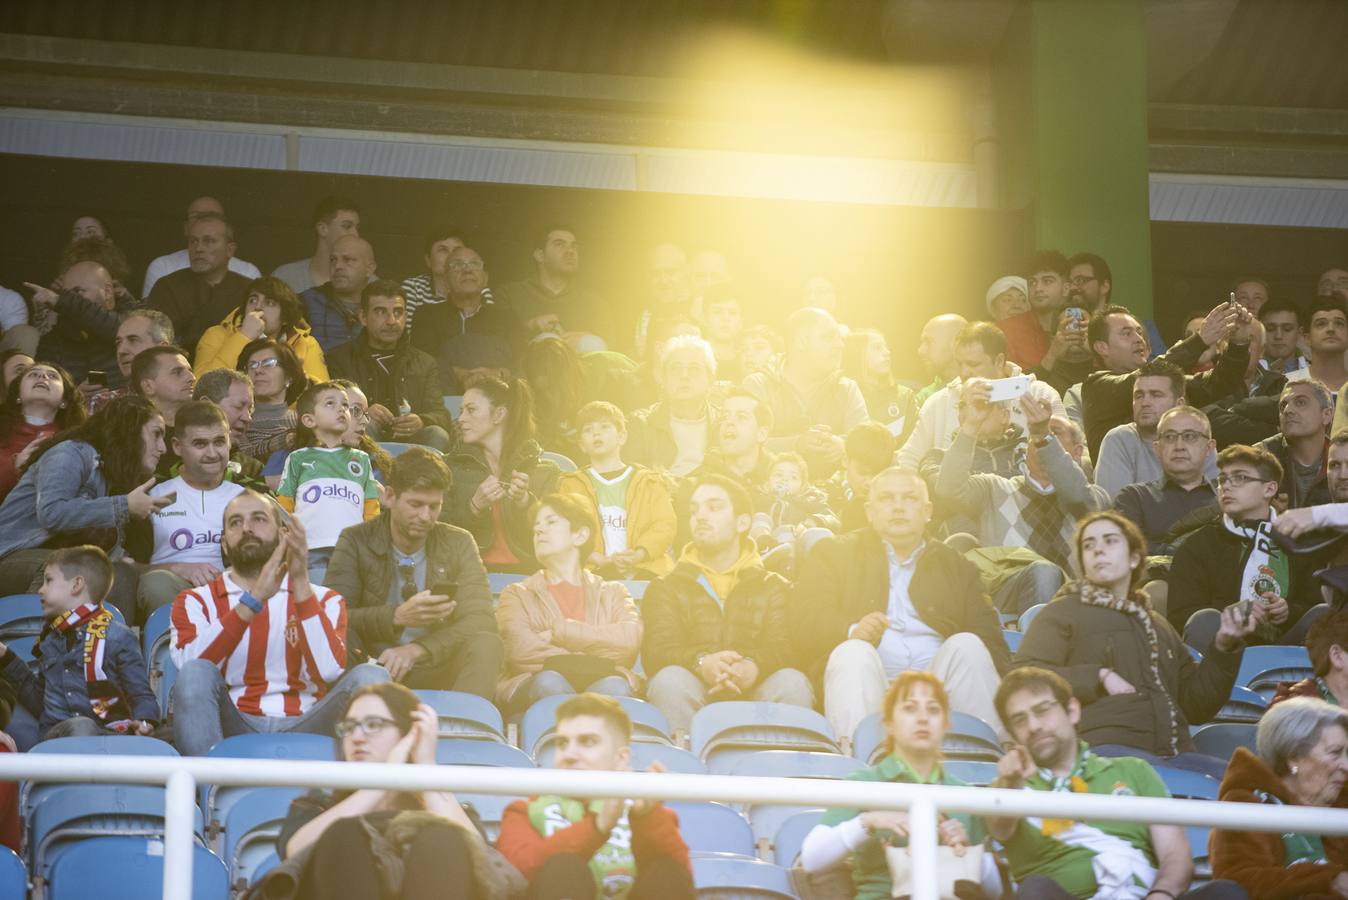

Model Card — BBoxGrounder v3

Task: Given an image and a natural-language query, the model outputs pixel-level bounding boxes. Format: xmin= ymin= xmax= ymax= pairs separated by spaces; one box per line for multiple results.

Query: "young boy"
xmin=751 ymin=452 xmax=839 ymax=543
xmin=557 ymin=401 xmax=676 ymax=578
xmin=0 ymin=545 xmax=158 ymax=740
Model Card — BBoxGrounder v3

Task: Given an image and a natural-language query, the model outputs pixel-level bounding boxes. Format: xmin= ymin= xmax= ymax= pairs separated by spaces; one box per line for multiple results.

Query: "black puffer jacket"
xmin=443 ymin=440 xmax=560 ymax=567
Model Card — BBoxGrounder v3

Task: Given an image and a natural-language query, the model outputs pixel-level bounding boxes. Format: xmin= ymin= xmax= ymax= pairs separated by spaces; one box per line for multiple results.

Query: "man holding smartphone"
xmin=325 ymin=446 xmax=502 ymax=697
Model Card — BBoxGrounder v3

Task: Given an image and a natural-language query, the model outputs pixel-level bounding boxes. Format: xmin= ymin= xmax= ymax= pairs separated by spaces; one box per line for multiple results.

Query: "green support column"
xmin=999 ymin=0 xmax=1154 ymax=317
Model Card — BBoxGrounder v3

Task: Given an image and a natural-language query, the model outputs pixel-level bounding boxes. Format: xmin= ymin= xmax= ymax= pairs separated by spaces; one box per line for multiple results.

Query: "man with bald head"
xmin=914 ymin=313 xmax=967 ymax=406
xmin=28 ymin=260 xmax=122 ymax=384
xmin=794 ymin=465 xmax=1011 ymax=739
xmin=301 ymin=234 xmax=377 ymax=351
xmin=410 ymin=245 xmax=519 ymax=393
xmin=147 ymin=212 xmax=252 ymax=351
xmin=142 ymin=196 xmax=261 ymax=297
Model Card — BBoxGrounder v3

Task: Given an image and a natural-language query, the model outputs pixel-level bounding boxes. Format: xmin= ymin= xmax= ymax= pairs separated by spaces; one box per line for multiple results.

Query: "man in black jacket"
xmin=641 ymin=475 xmax=812 ymax=733
xmin=794 ymin=466 xmax=1011 ymax=741
xmin=326 ymin=280 xmax=453 ymax=451
xmin=30 ymin=260 xmax=121 ymax=385
xmin=1255 ymin=380 xmax=1333 ymax=511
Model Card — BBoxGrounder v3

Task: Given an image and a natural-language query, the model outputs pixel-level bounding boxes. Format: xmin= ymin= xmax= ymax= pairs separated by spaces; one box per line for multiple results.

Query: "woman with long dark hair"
xmin=446 ymin=378 xmax=559 ymax=572
xmin=196 ymin=276 xmax=328 ymax=382
xmin=843 ymin=329 xmax=916 ymax=444
xmin=0 ymin=361 xmax=85 ymax=501
xmin=237 ymin=338 xmax=307 ymax=460
xmin=0 ymin=395 xmax=171 ymax=615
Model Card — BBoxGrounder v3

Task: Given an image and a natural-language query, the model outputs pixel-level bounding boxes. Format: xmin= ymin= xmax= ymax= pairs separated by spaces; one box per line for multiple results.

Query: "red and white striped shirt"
xmin=170 ymin=572 xmax=347 ymax=717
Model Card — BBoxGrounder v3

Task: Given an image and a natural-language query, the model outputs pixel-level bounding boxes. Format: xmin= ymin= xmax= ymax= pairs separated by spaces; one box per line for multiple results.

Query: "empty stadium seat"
xmin=0 ymin=594 xmax=44 ymax=638
xmin=414 ymin=689 xmax=506 ymax=742
xmin=1002 ymin=629 xmax=1023 ymax=653
xmin=0 ymin=846 xmax=24 ymax=899
xmin=727 ymin=750 xmax=863 ymax=782
xmin=692 ymin=853 xmax=798 ymax=899
xmin=25 ymin=735 xmax=179 ymax=818
xmin=1234 ymin=645 xmax=1311 ymax=690
xmin=1156 ymin=767 xmax=1219 ymax=801
xmin=943 ymin=760 xmax=999 ymax=785
xmin=1247 ymin=666 xmax=1316 ymax=701
xmin=1187 ymin=825 xmax=1212 ymax=881
xmin=1215 ymin=685 xmax=1268 ymax=724
xmin=222 ymin=787 xmax=301 ymax=892
xmin=771 ymin=809 xmax=824 ymax=866
xmin=692 ymin=703 xmax=839 ymax=774
xmin=203 ymin=733 xmax=334 ymax=841
xmin=143 ymin=604 xmax=177 ymax=718
xmin=540 ymin=450 xmax=578 ymax=472
xmin=1018 ymin=603 xmax=1046 ymax=633
xmin=142 ymin=603 xmax=173 ymax=660
xmin=46 ymin=836 xmax=228 ymax=900
xmin=628 ymin=742 xmax=706 ymax=774
xmin=435 ymin=739 xmax=535 ymax=768
xmin=1191 ymin=723 xmax=1257 ymax=761
xmin=459 ymin=792 xmax=514 ymax=843
xmin=665 ymin=802 xmax=756 ymax=857
xmin=521 ymin=694 xmax=672 ymax=759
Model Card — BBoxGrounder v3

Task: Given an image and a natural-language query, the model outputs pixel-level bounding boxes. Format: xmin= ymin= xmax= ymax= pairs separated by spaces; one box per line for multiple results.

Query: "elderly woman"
xmin=800 ymin=672 xmax=1000 ymax=900
xmin=496 ymin=494 xmax=641 ymax=712
xmin=275 ymin=682 xmax=505 ymax=900
xmin=1211 ymin=697 xmax=1348 ymax=899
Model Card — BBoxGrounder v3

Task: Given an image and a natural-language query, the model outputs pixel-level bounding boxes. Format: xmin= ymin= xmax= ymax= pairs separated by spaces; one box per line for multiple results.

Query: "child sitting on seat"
xmin=557 ymin=401 xmax=676 ymax=579
xmin=751 ymin=452 xmax=839 ymax=546
xmin=0 ymin=545 xmax=158 ymax=740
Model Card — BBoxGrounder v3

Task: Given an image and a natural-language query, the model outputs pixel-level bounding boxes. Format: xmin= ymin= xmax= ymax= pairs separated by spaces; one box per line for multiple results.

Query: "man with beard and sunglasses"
xmin=170 ymin=489 xmax=388 ymax=755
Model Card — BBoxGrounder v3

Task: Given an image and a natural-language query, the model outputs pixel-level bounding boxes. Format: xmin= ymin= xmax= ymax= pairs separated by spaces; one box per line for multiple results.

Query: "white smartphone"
xmin=985 ymin=375 xmax=1033 ymax=403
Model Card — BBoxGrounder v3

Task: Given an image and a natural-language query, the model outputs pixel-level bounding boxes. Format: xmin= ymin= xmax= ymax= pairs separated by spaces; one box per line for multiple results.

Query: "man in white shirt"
xmin=271 ymin=195 xmax=361 ymax=295
xmin=142 ymin=196 xmax=261 ymax=297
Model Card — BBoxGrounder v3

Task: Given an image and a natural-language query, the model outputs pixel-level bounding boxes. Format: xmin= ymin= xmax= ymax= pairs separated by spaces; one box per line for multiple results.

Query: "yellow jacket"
xmin=193 ymin=313 xmax=330 ymax=382
xmin=555 ymin=465 xmax=676 ymax=577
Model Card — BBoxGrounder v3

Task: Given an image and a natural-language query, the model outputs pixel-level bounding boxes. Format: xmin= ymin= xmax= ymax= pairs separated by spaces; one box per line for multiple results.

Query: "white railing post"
xmin=907 ymin=795 xmax=940 ymax=900
xmin=163 ymin=769 xmax=196 ymax=900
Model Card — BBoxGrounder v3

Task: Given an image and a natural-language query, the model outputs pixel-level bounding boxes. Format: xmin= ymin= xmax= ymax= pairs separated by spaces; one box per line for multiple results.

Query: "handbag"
xmin=542 ymin=654 xmax=618 ymax=691
xmin=885 ymin=844 xmax=987 ymax=900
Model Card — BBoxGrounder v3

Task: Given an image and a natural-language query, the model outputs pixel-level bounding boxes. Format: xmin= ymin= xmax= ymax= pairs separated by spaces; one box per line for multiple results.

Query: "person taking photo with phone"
xmin=326 ymin=447 xmax=502 ymax=698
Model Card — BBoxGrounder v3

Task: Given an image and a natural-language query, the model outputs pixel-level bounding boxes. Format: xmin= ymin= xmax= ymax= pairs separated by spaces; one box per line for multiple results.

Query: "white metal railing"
xmin=2 ymin=753 xmax=1346 ymax=900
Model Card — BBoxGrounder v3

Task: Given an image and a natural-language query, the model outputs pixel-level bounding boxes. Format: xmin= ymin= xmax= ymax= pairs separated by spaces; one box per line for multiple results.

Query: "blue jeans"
xmin=513 ymin=670 xmax=631 ymax=713
xmin=308 ymin=547 xmax=334 ymax=588
xmin=1092 ymin=743 xmax=1228 ymax=780
xmin=170 ymin=659 xmax=390 ymax=756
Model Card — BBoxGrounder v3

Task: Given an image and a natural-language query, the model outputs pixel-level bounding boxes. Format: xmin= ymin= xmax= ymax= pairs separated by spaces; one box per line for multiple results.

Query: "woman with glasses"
xmin=237 ymin=338 xmax=308 ymax=460
xmin=195 ymin=276 xmax=329 ymax=382
xmin=275 ymin=682 xmax=503 ymax=900
xmin=1016 ymin=510 xmax=1263 ymax=779
xmin=800 ymin=671 xmax=1001 ymax=899
xmin=496 ymin=494 xmax=641 ymax=713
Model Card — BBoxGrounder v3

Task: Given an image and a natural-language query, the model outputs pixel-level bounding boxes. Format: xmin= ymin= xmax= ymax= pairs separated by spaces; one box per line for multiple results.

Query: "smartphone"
xmin=1063 ymin=307 xmax=1086 ymax=331
xmin=87 ymin=370 xmax=107 ymax=387
xmin=161 ymin=491 xmax=178 ymax=506
xmin=430 ymin=582 xmax=457 ymax=600
xmin=985 ymin=375 xmax=1033 ymax=403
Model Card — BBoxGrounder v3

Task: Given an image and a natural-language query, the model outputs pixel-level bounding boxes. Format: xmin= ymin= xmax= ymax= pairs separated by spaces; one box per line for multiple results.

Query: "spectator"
xmin=642 ymin=475 xmax=813 ymax=733
xmin=69 ymin=214 xmax=108 ymax=243
xmin=0 ymin=395 xmax=171 ymax=618
xmin=754 ymin=450 xmax=840 ymax=539
xmin=301 ymin=235 xmax=377 ymax=352
xmin=694 ymin=388 xmax=774 ymax=491
xmin=1067 ymin=251 xmax=1113 ymax=315
xmin=237 ymin=338 xmax=306 ymax=461
xmin=28 ymin=261 xmax=121 ymax=385
xmin=409 ymin=247 xmax=518 ymax=396
xmin=1201 ymin=321 xmax=1286 ymax=450
xmin=1272 ymin=611 xmax=1348 ymax=707
xmin=128 ymin=401 xmax=244 ymax=623
xmin=699 ymin=282 xmax=744 ymax=382
xmin=1319 ymin=267 xmax=1348 ymax=303
xmin=277 ymin=382 xmax=381 ymax=584
xmin=0 ymin=362 xmax=84 ymax=501
xmin=935 ymin=390 xmax=1106 ymax=614
xmin=496 ymin=495 xmax=641 ymax=711
xmin=146 ymin=212 xmax=252 ymax=351
xmin=326 ymin=280 xmax=452 ymax=451
xmin=1256 ymin=380 xmax=1333 ymax=510
xmin=898 ymin=321 xmax=1064 ymax=471
xmin=130 ymin=345 xmax=196 ymax=430
xmin=997 ymin=250 xmax=1071 ymax=370
xmin=989 ymin=667 xmax=1241 ymax=900
xmin=401 ymin=224 xmax=474 ymax=330
xmin=556 ymin=401 xmax=676 ymax=579
xmin=85 ymin=310 xmax=176 ymax=414
xmin=1211 ymin=698 xmax=1348 ymax=899
xmin=1029 ymin=305 xmax=1097 ymax=397
xmin=1167 ymin=444 xmax=1328 ymax=650
xmin=271 ymin=195 xmax=361 ymax=295
xmin=328 ymin=378 xmax=394 ymax=480
xmin=326 ymin=447 xmax=501 ymax=697
xmin=825 ymin=422 xmax=898 ymax=534
xmin=985 ymin=274 xmax=1030 ymax=321
xmin=1301 ymin=296 xmax=1348 ymax=396
xmin=738 ymin=324 xmax=781 ymax=379
xmin=801 ymin=672 xmax=1000 ymax=900
xmin=1095 ymin=359 xmax=1216 ymax=500
xmin=627 ymin=335 xmax=720 ymax=476
xmin=446 ymin=378 xmax=560 ymax=571
xmin=843 ymin=328 xmax=916 ymax=442
xmin=194 ymin=276 xmax=328 ymax=383
xmin=1258 ymin=298 xmax=1309 ymax=375
xmin=0 ymin=545 xmax=158 ymax=740
xmin=496 ymin=693 xmax=695 ymax=900
xmin=142 ymin=196 xmax=261 ymax=297
xmin=632 ymin=242 xmax=693 ymax=359
xmin=800 ymin=274 xmax=838 ymax=314
xmin=498 ymin=224 xmax=605 ymax=344
xmin=0 ymin=350 xmax=33 ymax=394
xmin=1231 ymin=277 xmax=1270 ymax=317
xmin=1081 ymin=301 xmax=1249 ymax=462
xmin=520 ymin=336 xmax=595 ymax=457
xmin=794 ymin=466 xmax=1011 ymax=739
xmin=1114 ymin=405 xmax=1220 ymax=556
xmin=275 ymin=683 xmax=494 ymax=900
xmin=1015 ymin=510 xmax=1263 ymax=778
xmin=0 ymin=286 xmax=34 ymax=357
xmin=192 ymin=368 xmax=260 ymax=475
xmin=170 ymin=490 xmax=389 ymax=756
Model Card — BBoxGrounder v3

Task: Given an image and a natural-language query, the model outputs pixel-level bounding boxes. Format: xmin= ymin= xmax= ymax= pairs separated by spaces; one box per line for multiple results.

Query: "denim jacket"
xmin=0 ymin=618 xmax=158 ymax=736
xmin=0 ymin=441 xmax=130 ymax=560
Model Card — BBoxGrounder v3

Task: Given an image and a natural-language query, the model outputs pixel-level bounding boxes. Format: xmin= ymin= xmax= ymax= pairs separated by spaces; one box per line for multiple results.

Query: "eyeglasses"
xmin=1157 ymin=430 xmax=1209 ymax=446
xmin=247 ymin=358 xmax=280 ymax=371
xmin=1004 ymin=699 xmax=1062 ymax=732
xmin=335 ymin=716 xmax=398 ymax=739
xmin=1217 ymin=472 xmax=1273 ymax=488
xmin=1070 ymin=275 xmax=1098 ymax=286
xmin=348 ymin=405 xmax=369 ymax=422
xmin=398 ymin=563 xmax=418 ymax=602
xmin=447 ymin=259 xmax=485 ymax=272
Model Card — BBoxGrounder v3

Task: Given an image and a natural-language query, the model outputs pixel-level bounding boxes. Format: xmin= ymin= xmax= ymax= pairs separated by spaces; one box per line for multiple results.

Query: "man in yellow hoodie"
xmin=639 ymin=474 xmax=813 ymax=733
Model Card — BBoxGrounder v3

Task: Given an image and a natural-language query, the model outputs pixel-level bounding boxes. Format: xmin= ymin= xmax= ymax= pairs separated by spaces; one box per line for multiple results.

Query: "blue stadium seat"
xmin=143 ymin=604 xmax=176 ymax=716
xmin=692 ymin=853 xmax=798 ymax=899
xmin=771 ymin=809 xmax=823 ymax=866
xmin=204 ymin=734 xmax=334 ymax=840
xmin=629 ymin=742 xmax=707 ymax=774
xmin=1234 ymin=645 xmax=1311 ymax=690
xmin=1247 ymin=666 xmax=1316 ymax=701
xmin=665 ymin=802 xmax=756 ymax=857
xmin=620 ymin=579 xmax=650 ymax=600
xmin=1002 ymin=629 xmax=1023 ymax=653
xmin=522 ymin=694 xmax=672 ymax=758
xmin=459 ymin=792 xmax=515 ymax=843
xmin=1188 ymin=825 xmax=1212 ymax=880
xmin=1157 ymin=766 xmax=1220 ymax=801
xmin=222 ymin=787 xmax=302 ymax=893
xmin=1191 ymin=723 xmax=1257 ymax=761
xmin=692 ymin=702 xmax=838 ymax=773
xmin=943 ymin=760 xmax=999 ymax=785
xmin=1215 ymin=685 xmax=1268 ymax=724
xmin=414 ymin=690 xmax=506 ymax=742
xmin=0 ymin=846 xmax=25 ymax=898
xmin=748 ymin=804 xmax=823 ymax=853
xmin=25 ymin=735 xmax=179 ymax=818
xmin=4 ymin=635 xmax=35 ymax=662
xmin=726 ymin=750 xmax=863 ymax=781
xmin=443 ymin=395 xmax=463 ymax=417
xmin=488 ymin=572 xmax=527 ymax=596
xmin=0 ymin=593 xmax=43 ymax=638
xmin=142 ymin=603 xmax=173 ymax=660
xmin=436 ymin=739 xmax=535 ymax=768
xmin=1018 ymin=603 xmax=1046 ymax=633
xmin=46 ymin=836 xmax=228 ymax=900
xmin=851 ymin=714 xmax=886 ymax=765
xmin=540 ymin=450 xmax=578 ymax=472
xmin=853 ymin=712 xmax=1000 ymax=765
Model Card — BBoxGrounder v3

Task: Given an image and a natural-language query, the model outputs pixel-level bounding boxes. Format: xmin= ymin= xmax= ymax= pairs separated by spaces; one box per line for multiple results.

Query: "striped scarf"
xmin=37 ymin=602 xmax=133 ymax=725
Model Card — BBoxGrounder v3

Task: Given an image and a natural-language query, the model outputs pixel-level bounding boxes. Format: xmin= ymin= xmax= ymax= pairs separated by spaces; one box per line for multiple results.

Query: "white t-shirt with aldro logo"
xmin=149 ymin=476 xmax=245 ymax=566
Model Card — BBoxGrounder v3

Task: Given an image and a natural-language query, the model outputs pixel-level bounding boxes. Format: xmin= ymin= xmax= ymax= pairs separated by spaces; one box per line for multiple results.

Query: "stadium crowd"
xmin=1 ymin=195 xmax=1348 ymax=898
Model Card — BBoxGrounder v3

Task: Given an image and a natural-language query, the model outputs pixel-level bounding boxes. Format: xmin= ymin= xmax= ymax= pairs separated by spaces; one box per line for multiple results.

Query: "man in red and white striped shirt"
xmin=170 ymin=489 xmax=389 ymax=755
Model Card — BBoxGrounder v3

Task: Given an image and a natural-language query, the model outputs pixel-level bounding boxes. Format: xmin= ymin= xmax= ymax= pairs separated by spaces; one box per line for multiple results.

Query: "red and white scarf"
xmin=37 ymin=602 xmax=133 ymax=724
